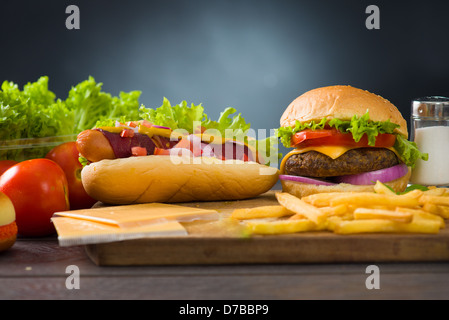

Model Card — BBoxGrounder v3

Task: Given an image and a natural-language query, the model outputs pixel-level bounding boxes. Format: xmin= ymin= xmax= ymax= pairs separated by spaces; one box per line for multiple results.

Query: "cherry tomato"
xmin=0 ymin=159 xmax=69 ymax=237
xmin=0 ymin=160 xmax=18 ymax=176
xmin=292 ymin=128 xmax=396 ymax=149
xmin=46 ymin=142 xmax=97 ymax=210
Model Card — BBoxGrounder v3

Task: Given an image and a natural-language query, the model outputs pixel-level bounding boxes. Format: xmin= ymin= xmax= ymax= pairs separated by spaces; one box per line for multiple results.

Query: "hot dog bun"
xmin=81 ymin=155 xmax=279 ymax=204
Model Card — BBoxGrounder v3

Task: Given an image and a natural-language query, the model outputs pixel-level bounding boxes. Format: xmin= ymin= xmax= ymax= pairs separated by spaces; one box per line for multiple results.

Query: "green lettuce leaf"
xmin=139 ymin=98 xmax=204 ymax=133
xmin=137 ymin=97 xmax=252 ymax=137
xmin=277 ymin=118 xmax=328 ymax=147
xmin=65 ymin=76 xmax=141 ymax=133
xmin=345 ymin=112 xmax=400 ymax=146
xmin=0 ymin=76 xmax=75 ymax=160
xmin=203 ymin=107 xmax=252 ymax=135
xmin=394 ymin=135 xmax=428 ymax=168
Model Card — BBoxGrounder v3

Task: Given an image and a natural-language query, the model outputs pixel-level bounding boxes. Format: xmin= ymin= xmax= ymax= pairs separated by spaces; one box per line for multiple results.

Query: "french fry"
xmin=275 ymin=192 xmax=327 ymax=225
xmin=419 ymin=195 xmax=449 ymax=207
xmin=333 ymin=217 xmax=441 ymax=234
xmin=330 ymin=192 xmax=420 ymax=208
xmin=245 ymin=219 xmax=318 ymax=235
xmin=231 ymin=205 xmax=294 ymax=220
xmin=353 ymin=207 xmax=413 ymax=223
xmin=400 ymin=214 xmax=442 ymax=234
xmin=326 ymin=216 xmax=342 ymax=232
xmin=288 ymin=213 xmax=307 ymax=220
xmin=443 ymin=188 xmax=449 ymax=197
xmin=423 ymin=188 xmax=446 ymax=197
xmin=318 ymin=204 xmax=348 ymax=217
xmin=373 ymin=181 xmax=396 ymax=195
xmin=422 ymin=203 xmax=449 ymax=219
xmin=332 ymin=218 xmax=399 ymax=234
xmin=396 ymin=207 xmax=445 ymax=229
xmin=401 ymin=189 xmax=424 ymax=198
xmin=301 ymin=192 xmax=351 ymax=207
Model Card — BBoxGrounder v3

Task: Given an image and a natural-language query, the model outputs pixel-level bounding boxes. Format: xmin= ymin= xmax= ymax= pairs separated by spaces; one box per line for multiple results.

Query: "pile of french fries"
xmin=230 ymin=181 xmax=449 ymax=235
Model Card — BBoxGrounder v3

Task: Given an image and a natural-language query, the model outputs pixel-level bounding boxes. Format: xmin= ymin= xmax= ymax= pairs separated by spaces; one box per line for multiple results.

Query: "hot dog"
xmin=76 ymin=120 xmax=176 ymax=162
xmin=77 ymin=120 xmax=279 ymax=204
xmin=77 ymin=120 xmax=260 ymax=164
xmin=76 ymin=129 xmax=116 ymax=163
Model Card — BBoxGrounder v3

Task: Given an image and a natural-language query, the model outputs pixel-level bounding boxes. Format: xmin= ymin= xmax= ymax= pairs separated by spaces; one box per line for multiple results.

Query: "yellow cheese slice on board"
xmin=52 ymin=203 xmax=219 ymax=228
xmin=51 ymin=216 xmax=187 ymax=247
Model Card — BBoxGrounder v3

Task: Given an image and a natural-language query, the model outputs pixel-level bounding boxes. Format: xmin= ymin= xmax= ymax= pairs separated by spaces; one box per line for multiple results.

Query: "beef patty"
xmin=284 ymin=148 xmax=400 ymax=178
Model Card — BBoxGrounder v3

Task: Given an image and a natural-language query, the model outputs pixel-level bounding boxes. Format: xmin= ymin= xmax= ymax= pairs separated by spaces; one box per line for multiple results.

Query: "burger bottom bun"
xmin=81 ymin=155 xmax=280 ymax=205
xmin=281 ymin=167 xmax=412 ymax=199
xmin=0 ymin=234 xmax=16 ymax=252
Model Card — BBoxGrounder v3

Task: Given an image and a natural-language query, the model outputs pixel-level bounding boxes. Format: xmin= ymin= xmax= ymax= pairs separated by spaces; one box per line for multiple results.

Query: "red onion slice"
xmin=279 ymin=174 xmax=336 ymax=186
xmin=333 ymin=164 xmax=409 ymax=185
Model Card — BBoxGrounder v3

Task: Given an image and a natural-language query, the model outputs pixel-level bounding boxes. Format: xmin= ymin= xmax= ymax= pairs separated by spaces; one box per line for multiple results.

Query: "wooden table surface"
xmin=1 ymin=235 xmax=449 ymax=300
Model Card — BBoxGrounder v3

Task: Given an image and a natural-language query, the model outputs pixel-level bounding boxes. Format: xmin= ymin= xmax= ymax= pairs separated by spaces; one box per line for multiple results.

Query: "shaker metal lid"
xmin=412 ymin=96 xmax=449 ymax=118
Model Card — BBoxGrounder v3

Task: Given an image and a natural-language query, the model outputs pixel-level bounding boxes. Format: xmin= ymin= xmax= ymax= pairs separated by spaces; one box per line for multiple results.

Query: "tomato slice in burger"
xmin=292 ymin=128 xmax=396 ymax=149
xmin=291 ymin=129 xmax=333 ymax=146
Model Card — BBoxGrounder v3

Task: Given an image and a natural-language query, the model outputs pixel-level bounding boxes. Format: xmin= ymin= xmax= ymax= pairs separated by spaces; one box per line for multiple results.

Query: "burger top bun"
xmin=280 ymin=85 xmax=408 ymax=138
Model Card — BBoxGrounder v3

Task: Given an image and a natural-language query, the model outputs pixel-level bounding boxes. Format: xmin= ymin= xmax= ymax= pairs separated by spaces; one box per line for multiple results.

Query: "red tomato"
xmin=0 ymin=160 xmax=18 ymax=176
xmin=0 ymin=159 xmax=69 ymax=237
xmin=173 ymin=138 xmax=191 ymax=150
xmin=141 ymin=120 xmax=152 ymax=128
xmin=153 ymin=147 xmax=171 ymax=155
xmin=131 ymin=146 xmax=147 ymax=157
xmin=173 ymin=138 xmax=202 ymax=156
xmin=46 ymin=142 xmax=97 ymax=210
xmin=292 ymin=129 xmax=396 ymax=149
xmin=120 ymin=128 xmax=135 ymax=138
xmin=291 ymin=129 xmax=333 ymax=146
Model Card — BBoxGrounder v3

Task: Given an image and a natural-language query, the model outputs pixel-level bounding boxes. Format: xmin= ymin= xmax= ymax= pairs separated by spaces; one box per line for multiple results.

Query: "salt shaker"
xmin=409 ymin=96 xmax=449 ymax=186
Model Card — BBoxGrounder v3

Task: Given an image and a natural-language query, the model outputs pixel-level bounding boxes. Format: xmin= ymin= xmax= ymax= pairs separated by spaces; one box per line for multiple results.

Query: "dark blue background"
xmin=1 ymin=0 xmax=448 ymax=146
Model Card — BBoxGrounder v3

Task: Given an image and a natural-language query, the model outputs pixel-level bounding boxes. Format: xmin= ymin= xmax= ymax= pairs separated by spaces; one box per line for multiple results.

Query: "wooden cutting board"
xmin=84 ymin=191 xmax=449 ymax=266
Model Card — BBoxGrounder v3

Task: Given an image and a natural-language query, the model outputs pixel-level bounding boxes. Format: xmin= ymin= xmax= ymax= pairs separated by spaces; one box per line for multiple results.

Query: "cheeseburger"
xmin=277 ymin=85 xmax=428 ymax=198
